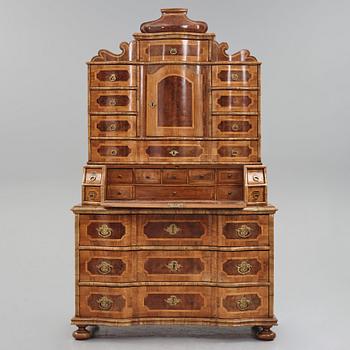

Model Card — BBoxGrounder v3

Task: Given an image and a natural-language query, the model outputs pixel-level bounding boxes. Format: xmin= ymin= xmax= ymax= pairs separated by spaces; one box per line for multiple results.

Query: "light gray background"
xmin=1 ymin=0 xmax=349 ymax=349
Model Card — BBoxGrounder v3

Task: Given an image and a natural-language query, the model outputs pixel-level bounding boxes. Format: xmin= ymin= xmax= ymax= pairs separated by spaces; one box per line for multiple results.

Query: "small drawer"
xmin=90 ymin=140 xmax=137 ymax=163
xmin=212 ymin=116 xmax=258 ymax=138
xmin=105 ymin=185 xmax=133 ymax=200
xmin=90 ymin=90 xmax=136 ymax=113
xmin=90 ymin=115 xmax=136 ymax=137
xmin=106 ymin=169 xmax=133 ymax=184
xmin=217 ymin=185 xmax=243 ymax=201
xmin=188 ymin=169 xmax=215 ymax=184
xmin=78 ymin=286 xmax=133 ymax=319
xmin=79 ymin=214 xmax=132 ymax=246
xmin=218 ymin=169 xmax=243 ymax=184
xmin=136 ymin=286 xmax=213 ymax=318
xmin=137 ymin=250 xmax=212 ymax=282
xmin=139 ymin=40 xmax=209 ymax=62
xmin=90 ymin=65 xmax=136 ymax=87
xmin=212 ymin=90 xmax=258 ymax=113
xmin=162 ymin=170 xmax=187 ymax=184
xmin=217 ymin=287 xmax=269 ymax=319
xmin=137 ymin=214 xmax=213 ymax=246
xmin=79 ymin=250 xmax=135 ymax=283
xmin=84 ymin=167 xmax=102 ymax=184
xmin=212 ymin=65 xmax=258 ymax=87
xmin=247 ymin=186 xmax=266 ymax=204
xmin=216 ymin=141 xmax=259 ymax=162
xmin=247 ymin=167 xmax=266 ymax=184
xmin=83 ymin=186 xmax=101 ymax=203
xmin=218 ymin=251 xmax=269 ymax=283
xmin=218 ymin=215 xmax=269 ymax=247
xmin=135 ymin=186 xmax=215 ymax=200
xmin=135 ymin=169 xmax=161 ymax=184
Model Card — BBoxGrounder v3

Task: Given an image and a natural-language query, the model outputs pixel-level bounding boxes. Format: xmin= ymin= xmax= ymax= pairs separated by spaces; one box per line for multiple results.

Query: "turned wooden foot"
xmin=73 ymin=325 xmax=92 ymax=340
xmin=254 ymin=326 xmax=276 ymax=341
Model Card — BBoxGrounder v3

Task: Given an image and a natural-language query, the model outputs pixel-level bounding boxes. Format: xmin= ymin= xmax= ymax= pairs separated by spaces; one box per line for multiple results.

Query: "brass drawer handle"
xmin=108 ymin=123 xmax=117 ymax=131
xmin=97 ymin=261 xmax=113 ymax=275
xmin=251 ymin=190 xmax=261 ymax=201
xmin=169 ymin=149 xmax=179 ymax=157
xmin=235 ymin=224 xmax=252 ymax=238
xmin=89 ymin=173 xmax=97 ymax=182
xmin=108 ymin=98 xmax=118 ymax=106
xmin=231 ymin=150 xmax=239 ymax=157
xmin=110 ymin=149 xmax=118 ymax=156
xmin=169 ymin=48 xmax=178 ymax=55
xmin=165 ymin=260 xmax=183 ymax=272
xmin=96 ymin=224 xmax=113 ymax=238
xmin=236 ymin=261 xmax=252 ymax=275
xmin=253 ymin=175 xmax=260 ymax=182
xmin=236 ymin=296 xmax=251 ymax=311
xmin=165 ymin=295 xmax=181 ymax=306
xmin=231 ymin=72 xmax=239 ymax=81
xmin=164 ymin=223 xmax=181 ymax=235
xmin=231 ymin=123 xmax=240 ymax=131
xmin=97 ymin=296 xmax=113 ymax=310
xmin=109 ymin=73 xmax=118 ymax=81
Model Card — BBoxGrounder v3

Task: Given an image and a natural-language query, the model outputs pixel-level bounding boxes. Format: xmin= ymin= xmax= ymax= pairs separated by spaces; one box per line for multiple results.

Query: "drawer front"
xmin=136 ymin=286 xmax=213 ymax=317
xmin=139 ymin=40 xmax=209 ymax=62
xmin=90 ymin=140 xmax=137 ymax=163
xmin=135 ymin=169 xmax=161 ymax=184
xmin=90 ymin=90 xmax=137 ymax=113
xmin=218 ymin=287 xmax=269 ymax=319
xmin=79 ymin=250 xmax=134 ymax=282
xmin=162 ymin=169 xmax=187 ymax=184
xmin=215 ymin=141 xmax=259 ymax=162
xmin=217 ymin=169 xmax=243 ymax=184
xmin=212 ymin=65 xmax=258 ymax=87
xmin=135 ymin=186 xmax=215 ymax=200
xmin=84 ymin=167 xmax=102 ymax=185
xmin=218 ymin=251 xmax=269 ymax=283
xmin=137 ymin=215 xmax=213 ymax=246
xmin=246 ymin=167 xmax=266 ymax=184
xmin=217 ymin=185 xmax=244 ymax=201
xmin=212 ymin=90 xmax=258 ymax=113
xmin=188 ymin=169 xmax=215 ymax=184
xmin=106 ymin=169 xmax=133 ymax=184
xmin=83 ymin=186 xmax=101 ymax=203
xmin=78 ymin=286 xmax=133 ymax=319
xmin=218 ymin=215 xmax=269 ymax=247
xmin=90 ymin=65 xmax=137 ymax=87
xmin=138 ymin=251 xmax=212 ymax=282
xmin=212 ymin=116 xmax=258 ymax=138
xmin=90 ymin=115 xmax=136 ymax=137
xmin=247 ymin=186 xmax=267 ymax=204
xmin=79 ymin=214 xmax=132 ymax=246
xmin=106 ymin=185 xmax=133 ymax=200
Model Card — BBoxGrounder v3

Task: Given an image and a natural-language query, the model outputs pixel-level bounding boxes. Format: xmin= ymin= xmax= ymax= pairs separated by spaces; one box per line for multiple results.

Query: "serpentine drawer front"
xmin=72 ymin=8 xmax=278 ymax=342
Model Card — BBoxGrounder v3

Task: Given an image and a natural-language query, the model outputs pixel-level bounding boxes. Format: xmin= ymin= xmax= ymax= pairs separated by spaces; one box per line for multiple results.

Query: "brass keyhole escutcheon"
xmin=165 ymin=295 xmax=181 ymax=306
xmin=149 ymin=101 xmax=157 ymax=108
xmin=108 ymin=123 xmax=117 ymax=131
xmin=164 ymin=223 xmax=181 ymax=235
xmin=97 ymin=296 xmax=113 ymax=310
xmin=235 ymin=224 xmax=252 ymax=238
xmin=110 ymin=149 xmax=118 ymax=156
xmin=231 ymin=72 xmax=239 ymax=81
xmin=165 ymin=260 xmax=183 ymax=273
xmin=236 ymin=261 xmax=252 ymax=275
xmin=97 ymin=261 xmax=113 ymax=275
xmin=236 ymin=296 xmax=251 ymax=311
xmin=96 ymin=224 xmax=113 ymax=238
xmin=231 ymin=123 xmax=240 ymax=131
xmin=231 ymin=150 xmax=239 ymax=157
xmin=109 ymin=73 xmax=118 ymax=81
xmin=89 ymin=173 xmax=97 ymax=182
xmin=169 ymin=48 xmax=178 ymax=55
xmin=253 ymin=175 xmax=260 ymax=182
xmin=169 ymin=149 xmax=179 ymax=157
xmin=108 ymin=98 xmax=118 ymax=106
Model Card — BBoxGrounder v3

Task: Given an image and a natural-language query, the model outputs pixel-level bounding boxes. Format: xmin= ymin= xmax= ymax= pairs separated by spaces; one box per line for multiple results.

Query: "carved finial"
xmin=140 ymin=8 xmax=208 ymax=33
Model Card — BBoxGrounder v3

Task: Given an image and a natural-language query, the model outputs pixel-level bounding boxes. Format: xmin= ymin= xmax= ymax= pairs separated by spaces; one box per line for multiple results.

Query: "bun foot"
xmin=73 ymin=325 xmax=92 ymax=340
xmin=254 ymin=326 xmax=276 ymax=341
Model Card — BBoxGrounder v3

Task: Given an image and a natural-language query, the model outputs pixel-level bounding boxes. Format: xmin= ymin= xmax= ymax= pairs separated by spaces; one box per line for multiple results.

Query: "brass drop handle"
xmin=111 ymin=149 xmax=118 ymax=156
xmin=89 ymin=173 xmax=97 ymax=182
xmin=97 ymin=296 xmax=113 ymax=310
xmin=231 ymin=150 xmax=239 ymax=156
xmin=253 ymin=175 xmax=260 ymax=182
xmin=231 ymin=123 xmax=240 ymax=131
xmin=165 ymin=260 xmax=183 ymax=272
xmin=149 ymin=101 xmax=157 ymax=108
xmin=235 ymin=224 xmax=252 ymax=238
xmin=97 ymin=261 xmax=113 ymax=275
xmin=236 ymin=296 xmax=251 ymax=311
xmin=165 ymin=295 xmax=181 ymax=306
xmin=236 ymin=261 xmax=252 ymax=275
xmin=169 ymin=149 xmax=179 ymax=157
xmin=231 ymin=72 xmax=239 ymax=81
xmin=169 ymin=48 xmax=178 ymax=55
xmin=96 ymin=224 xmax=113 ymax=238
xmin=164 ymin=223 xmax=181 ymax=235
xmin=109 ymin=98 xmax=118 ymax=106
xmin=109 ymin=73 xmax=118 ymax=81
xmin=108 ymin=123 xmax=117 ymax=131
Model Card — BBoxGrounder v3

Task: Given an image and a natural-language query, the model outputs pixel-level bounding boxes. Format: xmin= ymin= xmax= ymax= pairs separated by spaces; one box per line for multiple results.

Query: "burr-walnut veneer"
xmin=72 ymin=8 xmax=277 ymax=341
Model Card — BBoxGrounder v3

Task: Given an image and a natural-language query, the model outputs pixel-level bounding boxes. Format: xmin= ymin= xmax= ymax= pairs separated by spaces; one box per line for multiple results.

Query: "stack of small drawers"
xmin=72 ymin=8 xmax=277 ymax=342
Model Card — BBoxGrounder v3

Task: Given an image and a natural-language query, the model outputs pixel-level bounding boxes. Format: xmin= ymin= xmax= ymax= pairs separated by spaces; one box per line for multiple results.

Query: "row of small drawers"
xmin=77 ymin=214 xmax=270 ymax=247
xmin=90 ymin=115 xmax=258 ymax=138
xmin=89 ymin=140 xmax=259 ymax=163
xmin=89 ymin=90 xmax=258 ymax=114
xmin=77 ymin=285 xmax=269 ymax=319
xmin=89 ymin=64 xmax=258 ymax=88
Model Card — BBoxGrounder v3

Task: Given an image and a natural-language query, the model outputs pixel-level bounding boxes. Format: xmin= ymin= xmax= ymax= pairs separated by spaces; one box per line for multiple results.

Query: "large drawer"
xmin=89 ymin=90 xmax=137 ymax=113
xmin=212 ymin=65 xmax=258 ymax=87
xmin=212 ymin=90 xmax=259 ymax=113
xmin=90 ymin=115 xmax=136 ymax=137
xmin=90 ymin=65 xmax=137 ymax=87
xmin=212 ymin=116 xmax=258 ymax=138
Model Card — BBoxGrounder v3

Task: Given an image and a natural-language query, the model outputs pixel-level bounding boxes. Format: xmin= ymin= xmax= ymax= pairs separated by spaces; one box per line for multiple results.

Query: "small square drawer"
xmin=212 ymin=65 xmax=258 ymax=87
xmin=246 ymin=167 xmax=266 ymax=184
xmin=83 ymin=186 xmax=101 ymax=203
xmin=212 ymin=116 xmax=258 ymax=138
xmin=106 ymin=169 xmax=133 ymax=184
xmin=217 ymin=185 xmax=243 ymax=201
xmin=162 ymin=170 xmax=187 ymax=184
xmin=218 ymin=169 xmax=243 ymax=184
xmin=90 ymin=65 xmax=137 ymax=87
xmin=89 ymin=90 xmax=136 ymax=113
xmin=212 ymin=90 xmax=258 ymax=113
xmin=90 ymin=115 xmax=136 ymax=137
xmin=84 ymin=167 xmax=102 ymax=184
xmin=105 ymin=185 xmax=133 ymax=200
xmin=188 ymin=169 xmax=215 ymax=184
xmin=247 ymin=186 xmax=266 ymax=204
xmin=135 ymin=169 xmax=160 ymax=183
